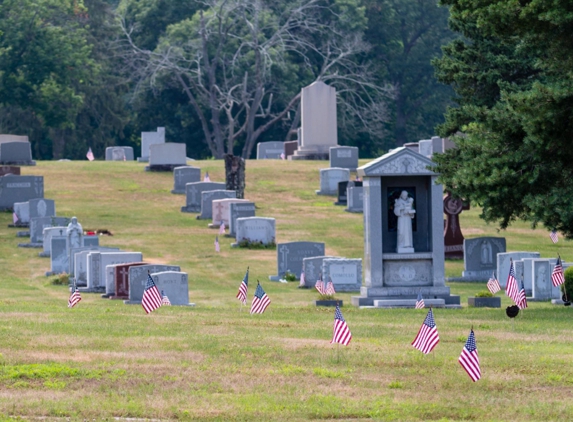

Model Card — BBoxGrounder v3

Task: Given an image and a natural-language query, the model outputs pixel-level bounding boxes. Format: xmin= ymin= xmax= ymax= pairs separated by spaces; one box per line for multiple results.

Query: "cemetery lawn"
xmin=1 ymin=160 xmax=572 ymax=421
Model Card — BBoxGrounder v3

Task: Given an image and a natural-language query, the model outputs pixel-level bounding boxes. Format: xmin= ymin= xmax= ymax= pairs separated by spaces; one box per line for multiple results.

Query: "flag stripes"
xmin=412 ymin=309 xmax=439 ymax=354
xmin=459 ymin=329 xmax=481 ymax=382
xmin=331 ymin=305 xmax=351 ymax=346
xmin=250 ymin=283 xmax=270 ymax=314
xmin=142 ymin=273 xmax=163 ymax=314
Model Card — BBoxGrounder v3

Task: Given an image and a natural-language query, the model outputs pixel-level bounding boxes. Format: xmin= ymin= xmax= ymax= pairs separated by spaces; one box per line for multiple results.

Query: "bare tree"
xmin=121 ymin=0 xmax=392 ymax=159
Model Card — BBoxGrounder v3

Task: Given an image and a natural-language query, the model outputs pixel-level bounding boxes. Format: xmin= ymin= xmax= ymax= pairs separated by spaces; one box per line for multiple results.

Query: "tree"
xmin=121 ymin=0 xmax=390 ymax=159
xmin=433 ymin=0 xmax=573 ymax=237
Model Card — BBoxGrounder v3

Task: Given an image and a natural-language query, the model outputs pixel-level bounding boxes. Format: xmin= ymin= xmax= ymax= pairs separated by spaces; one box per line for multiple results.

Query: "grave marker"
xmin=0 ymin=175 xmax=43 ymax=211
xmin=257 ymin=141 xmax=285 ymax=159
xmin=323 ymin=258 xmax=362 ymax=292
xmin=198 ymin=190 xmax=236 ymax=220
xmin=181 ymin=182 xmax=226 ymax=213
xmin=329 ymin=146 xmax=359 ymax=170
xmin=172 ymin=166 xmax=201 ymax=194
xmin=228 ymin=202 xmax=256 ymax=237
xmin=126 ymin=264 xmax=181 ymax=304
xmin=269 ymin=242 xmax=325 ymax=281
xmin=233 ymin=217 xmax=276 ymax=247
xmin=316 ymin=168 xmax=350 ymax=195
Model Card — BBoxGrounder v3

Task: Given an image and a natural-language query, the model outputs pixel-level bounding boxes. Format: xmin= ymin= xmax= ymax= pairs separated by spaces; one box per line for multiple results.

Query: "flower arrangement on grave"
xmin=474 ymin=290 xmax=494 ymax=298
xmin=282 ymin=270 xmax=297 ymax=282
xmin=237 ymin=237 xmax=276 ymax=249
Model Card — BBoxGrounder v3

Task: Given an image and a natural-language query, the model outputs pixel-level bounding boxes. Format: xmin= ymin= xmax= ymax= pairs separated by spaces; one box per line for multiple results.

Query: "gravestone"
xmin=39 ymin=226 xmax=67 ymax=257
xmin=49 ymin=237 xmax=68 ymax=275
xmin=316 ymin=168 xmax=350 ymax=195
xmin=233 ymin=217 xmax=276 ymax=247
xmin=28 ymin=216 xmax=70 ymax=244
xmin=139 ymin=127 xmax=165 ymax=162
xmin=68 ymin=245 xmax=120 ymax=277
xmin=443 ymin=191 xmax=470 ymax=259
xmin=269 ymin=241 xmax=325 ymax=281
xmin=461 ymin=237 xmax=506 ymax=280
xmin=171 ymin=166 xmax=201 ymax=194
xmin=496 ymin=252 xmax=540 ymax=288
xmin=209 ymin=198 xmax=250 ymax=228
xmin=403 ymin=143 xmax=419 ymax=153
xmin=146 ymin=143 xmax=187 ymax=171
xmin=443 ymin=138 xmax=456 ymax=151
xmin=97 ymin=252 xmax=144 ymax=296
xmin=522 ymin=258 xmax=559 ymax=300
xmin=0 ymin=166 xmax=20 ymax=176
xmin=291 ymin=81 xmax=338 ymax=160
xmin=0 ymin=141 xmax=35 ymax=165
xmin=105 ymin=146 xmax=134 ymax=161
xmin=0 ymin=175 xmax=43 ymax=210
xmin=351 ymin=147 xmax=460 ymax=307
xmin=335 ymin=181 xmax=362 ymax=206
xmin=150 ymin=271 xmax=193 ymax=306
xmin=125 ymin=264 xmax=181 ymax=304
xmin=198 ymin=190 xmax=236 ymax=220
xmin=284 ymin=141 xmax=298 ymax=158
xmin=329 ymin=146 xmax=359 ymax=171
xmin=257 ymin=141 xmax=285 ymax=159
xmin=74 ymin=250 xmax=94 ymax=286
xmin=85 ymin=251 xmax=142 ymax=292
xmin=418 ymin=140 xmax=433 ymax=158
xmin=13 ymin=201 xmax=30 ymax=225
xmin=346 ymin=186 xmax=364 ymax=213
xmin=110 ymin=262 xmax=148 ymax=299
xmin=0 ymin=134 xmax=29 ymax=142
xmin=301 ymin=256 xmax=338 ymax=287
xmin=323 ymin=258 xmax=362 ymax=292
xmin=228 ymin=202 xmax=256 ymax=237
xmin=29 ymin=198 xmax=56 ymax=219
xmin=181 ymin=182 xmax=226 ymax=213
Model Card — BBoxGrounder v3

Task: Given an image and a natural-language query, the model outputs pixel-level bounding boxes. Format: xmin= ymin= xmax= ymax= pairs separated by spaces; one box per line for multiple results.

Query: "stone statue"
xmin=66 ymin=217 xmax=83 ymax=248
xmin=394 ymin=190 xmax=415 ymax=253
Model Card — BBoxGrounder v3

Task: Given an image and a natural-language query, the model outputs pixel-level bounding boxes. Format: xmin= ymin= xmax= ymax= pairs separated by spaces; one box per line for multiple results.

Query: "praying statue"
xmin=394 ymin=190 xmax=415 ymax=253
xmin=66 ymin=216 xmax=83 ymax=248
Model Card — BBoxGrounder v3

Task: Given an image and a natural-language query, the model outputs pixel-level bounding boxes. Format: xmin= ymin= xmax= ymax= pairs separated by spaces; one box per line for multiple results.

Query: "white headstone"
xmin=140 ymin=127 xmax=165 ymax=161
xmin=234 ymin=217 xmax=276 ymax=246
xmin=316 ymin=168 xmax=350 ymax=195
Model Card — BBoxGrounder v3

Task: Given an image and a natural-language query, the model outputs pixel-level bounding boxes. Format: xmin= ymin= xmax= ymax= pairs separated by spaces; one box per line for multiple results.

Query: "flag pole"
xmin=559 ymin=253 xmax=569 ymax=303
xmin=336 ymin=301 xmax=341 ymax=363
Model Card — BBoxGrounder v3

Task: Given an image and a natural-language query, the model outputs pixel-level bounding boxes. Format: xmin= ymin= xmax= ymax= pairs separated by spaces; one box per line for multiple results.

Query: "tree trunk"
xmin=50 ymin=128 xmax=66 ymax=159
xmin=224 ymin=154 xmax=245 ymax=199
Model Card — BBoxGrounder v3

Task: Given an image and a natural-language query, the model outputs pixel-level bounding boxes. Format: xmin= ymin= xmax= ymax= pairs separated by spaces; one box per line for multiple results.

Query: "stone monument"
xmin=139 ymin=127 xmax=165 ymax=162
xmin=443 ymin=191 xmax=470 ymax=259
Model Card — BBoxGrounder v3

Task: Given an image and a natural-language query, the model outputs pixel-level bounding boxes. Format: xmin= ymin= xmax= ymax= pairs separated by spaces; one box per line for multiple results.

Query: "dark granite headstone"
xmin=126 ymin=264 xmax=181 ymax=304
xmin=443 ymin=191 xmax=470 ymax=259
xmin=462 ymin=237 xmax=506 ymax=279
xmin=0 ymin=141 xmax=35 ymax=165
xmin=172 ymin=166 xmax=201 ymax=194
xmin=0 ymin=175 xmax=43 ymax=210
xmin=0 ymin=166 xmax=20 ymax=176
xmin=228 ymin=202 xmax=256 ymax=237
xmin=269 ymin=241 xmax=325 ymax=281
xmin=284 ymin=141 xmax=298 ymax=158
xmin=111 ymin=262 xmax=148 ymax=299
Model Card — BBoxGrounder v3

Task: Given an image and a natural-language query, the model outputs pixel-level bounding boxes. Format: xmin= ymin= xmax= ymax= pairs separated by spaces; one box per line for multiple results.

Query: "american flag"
xmin=68 ymin=284 xmax=82 ymax=308
xmin=204 ymin=171 xmax=210 ymax=182
xmin=415 ymin=291 xmax=425 ymax=309
xmin=86 ymin=147 xmax=94 ymax=161
xmin=459 ymin=329 xmax=481 ymax=382
xmin=315 ymin=275 xmax=326 ymax=295
xmin=12 ymin=212 xmax=18 ymax=225
xmin=280 ymin=152 xmax=285 ymax=160
xmin=161 ymin=290 xmax=171 ymax=306
xmin=215 ymin=236 xmax=220 ymax=252
xmin=219 ymin=221 xmax=226 ymax=235
xmin=487 ymin=272 xmax=501 ymax=294
xmin=237 ymin=267 xmax=249 ymax=304
xmin=142 ymin=273 xmax=163 ymax=314
xmin=299 ymin=271 xmax=305 ymax=287
xmin=505 ymin=260 xmax=520 ymax=306
xmin=250 ymin=282 xmax=271 ymax=314
xmin=331 ymin=305 xmax=352 ymax=346
xmin=325 ymin=277 xmax=336 ymax=295
xmin=550 ymin=230 xmax=559 ymax=244
xmin=412 ymin=308 xmax=439 ymax=354
xmin=516 ymin=280 xmax=528 ymax=310
xmin=552 ymin=256 xmax=565 ymax=287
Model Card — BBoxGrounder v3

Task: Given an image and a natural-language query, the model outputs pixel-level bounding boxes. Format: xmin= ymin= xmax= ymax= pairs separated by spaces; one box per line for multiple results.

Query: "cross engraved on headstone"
xmin=279 ymin=245 xmax=289 ymax=271
xmin=120 ymin=267 xmax=129 ymax=280
xmin=214 ymin=202 xmax=224 ymax=220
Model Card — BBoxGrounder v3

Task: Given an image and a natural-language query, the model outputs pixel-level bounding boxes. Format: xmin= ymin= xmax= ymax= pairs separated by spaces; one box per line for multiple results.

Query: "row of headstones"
xmin=267 ymin=241 xmax=363 ymax=292
xmin=0 ymin=173 xmax=44 ymax=211
xmin=0 ymin=135 xmax=36 ymax=165
xmin=316 ymin=167 xmax=364 ymax=213
xmin=403 ymin=136 xmax=456 ymax=159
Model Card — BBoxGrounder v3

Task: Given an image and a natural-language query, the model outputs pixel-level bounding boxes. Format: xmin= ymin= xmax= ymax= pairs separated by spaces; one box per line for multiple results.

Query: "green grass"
xmin=0 ymin=159 xmax=572 ymax=420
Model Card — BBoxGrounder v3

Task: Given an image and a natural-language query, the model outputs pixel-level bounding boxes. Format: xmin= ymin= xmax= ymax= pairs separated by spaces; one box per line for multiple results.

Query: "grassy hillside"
xmin=0 ymin=160 xmax=571 ymax=420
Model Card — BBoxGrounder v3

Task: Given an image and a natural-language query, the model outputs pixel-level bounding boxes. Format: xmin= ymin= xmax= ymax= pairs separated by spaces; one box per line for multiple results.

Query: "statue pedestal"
xmin=397 ymin=247 xmax=414 ymax=254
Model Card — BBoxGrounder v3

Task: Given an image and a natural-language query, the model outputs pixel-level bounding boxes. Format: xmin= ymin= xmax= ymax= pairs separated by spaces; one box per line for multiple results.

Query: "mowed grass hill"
xmin=1 ymin=159 xmax=572 ymax=421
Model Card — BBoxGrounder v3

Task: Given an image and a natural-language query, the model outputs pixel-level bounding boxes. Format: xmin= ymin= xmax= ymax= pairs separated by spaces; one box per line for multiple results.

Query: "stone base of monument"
xmin=145 ymin=164 xmax=178 ymax=172
xmin=468 ymin=297 xmax=501 ymax=308
xmin=0 ymin=160 xmax=36 ymax=166
xmin=77 ymin=287 xmax=105 ymax=293
xmin=333 ymin=200 xmax=346 ymax=206
xmin=17 ymin=242 xmax=42 ymax=248
xmin=372 ymin=298 xmax=447 ymax=308
xmin=351 ymin=287 xmax=461 ymax=307
xmin=38 ymin=251 xmax=50 ymax=258
xmin=123 ymin=300 xmax=196 ymax=306
xmin=137 ymin=157 xmax=149 ymax=163
xmin=170 ymin=189 xmax=185 ymax=194
xmin=315 ymin=300 xmax=342 ymax=307
xmin=8 ymin=223 xmax=29 ymax=228
xmin=344 ymin=208 xmax=363 ymax=214
xmin=17 ymin=231 xmax=30 ymax=237
xmin=180 ymin=206 xmax=200 ymax=213
xmin=290 ymin=152 xmax=329 ymax=161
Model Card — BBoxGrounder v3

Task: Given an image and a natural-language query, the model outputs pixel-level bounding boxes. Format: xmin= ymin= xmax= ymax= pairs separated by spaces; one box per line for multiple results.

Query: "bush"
xmin=237 ymin=238 xmax=276 ymax=249
xmin=562 ymin=267 xmax=573 ymax=300
xmin=475 ymin=290 xmax=493 ymax=298
xmin=283 ymin=271 xmax=297 ymax=282
xmin=51 ymin=273 xmax=69 ymax=285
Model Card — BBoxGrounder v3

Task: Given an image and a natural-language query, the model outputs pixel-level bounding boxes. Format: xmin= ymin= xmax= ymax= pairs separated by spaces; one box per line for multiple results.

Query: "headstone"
xmin=29 ymin=198 xmax=56 ymax=219
xmin=269 ymin=241 xmax=325 ymax=281
xmin=126 ymin=264 xmax=181 ymax=304
xmin=210 ymin=198 xmax=250 ymax=228
xmin=49 ymin=236 xmax=68 ymax=275
xmin=284 ymin=141 xmax=298 ymax=158
xmin=291 ymin=81 xmax=338 ymax=160
xmin=13 ymin=201 xmax=30 ymax=225
xmin=85 ymin=251 xmax=144 ymax=292
xmin=198 ymin=190 xmax=236 ymax=220
xmin=257 ymin=141 xmax=285 ymax=159
xmin=323 ymin=258 xmax=362 ymax=292
xmin=0 ymin=175 xmax=43 ymax=211
xmin=443 ymin=191 xmax=470 ymax=259
xmin=461 ymin=237 xmax=507 ymax=280
xmin=334 ymin=181 xmax=349 ymax=206
xmin=139 ymin=127 xmax=165 ymax=162
xmin=522 ymin=258 xmax=560 ymax=300
xmin=301 ymin=256 xmax=338 ymax=287
xmin=233 ymin=217 xmax=276 ymax=247
xmin=150 ymin=271 xmax=193 ymax=306
xmin=345 ymin=186 xmax=364 ymax=213
xmin=105 ymin=146 xmax=134 ymax=161
xmin=316 ymin=168 xmax=350 ymax=195
xmin=228 ymin=202 xmax=256 ymax=237
xmin=39 ymin=226 xmax=67 ymax=257
xmin=29 ymin=216 xmax=70 ymax=244
xmin=0 ymin=141 xmax=35 ymax=165
xmin=68 ymin=246 xmax=120 ymax=278
xmin=403 ymin=142 xmax=419 ymax=153
xmin=0 ymin=134 xmax=29 ymax=143
xmin=329 ymin=146 xmax=359 ymax=171
xmin=181 ymin=182 xmax=226 ymax=213
xmin=0 ymin=166 xmax=20 ymax=176
xmin=443 ymin=138 xmax=456 ymax=151
xmin=84 ymin=235 xmax=100 ymax=247
xmin=496 ymin=252 xmax=540 ymax=288
xmin=351 ymin=147 xmax=460 ymax=307
xmin=99 ymin=252 xmax=144 ymax=295
xmin=171 ymin=166 xmax=201 ymax=194
xmin=418 ymin=140 xmax=432 ymax=158
xmin=146 ymin=143 xmax=187 ymax=171
xmin=110 ymin=262 xmax=148 ymax=299
xmin=430 ymin=136 xmax=443 ymax=155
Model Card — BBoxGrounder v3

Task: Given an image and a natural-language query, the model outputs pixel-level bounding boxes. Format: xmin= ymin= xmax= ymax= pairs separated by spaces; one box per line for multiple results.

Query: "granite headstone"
xmin=269 ymin=241 xmax=325 ymax=281
xmin=198 ymin=190 xmax=236 ymax=220
xmin=257 ymin=141 xmax=285 ymax=159
xmin=316 ymin=168 xmax=350 ymax=195
xmin=126 ymin=264 xmax=181 ymax=304
xmin=462 ymin=237 xmax=506 ymax=280
xmin=151 ymin=271 xmax=193 ymax=306
xmin=329 ymin=146 xmax=359 ymax=171
xmin=234 ymin=217 xmax=276 ymax=246
xmin=181 ymin=182 xmax=226 ymax=213
xmin=0 ymin=175 xmax=43 ymax=211
xmin=228 ymin=202 xmax=256 ymax=237
xmin=301 ymin=256 xmax=338 ymax=287
xmin=322 ymin=258 xmax=362 ymax=292
xmin=172 ymin=166 xmax=201 ymax=194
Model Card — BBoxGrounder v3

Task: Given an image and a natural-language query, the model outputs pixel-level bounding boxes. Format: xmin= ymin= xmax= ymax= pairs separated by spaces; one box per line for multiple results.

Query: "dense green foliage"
xmin=433 ymin=0 xmax=573 ymax=236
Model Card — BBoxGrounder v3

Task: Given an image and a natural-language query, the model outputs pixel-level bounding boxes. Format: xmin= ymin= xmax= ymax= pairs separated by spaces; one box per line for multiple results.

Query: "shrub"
xmin=562 ymin=267 xmax=573 ymax=300
xmin=51 ymin=273 xmax=69 ymax=285
xmin=475 ymin=290 xmax=493 ymax=298
xmin=237 ymin=238 xmax=276 ymax=249
xmin=283 ymin=271 xmax=297 ymax=282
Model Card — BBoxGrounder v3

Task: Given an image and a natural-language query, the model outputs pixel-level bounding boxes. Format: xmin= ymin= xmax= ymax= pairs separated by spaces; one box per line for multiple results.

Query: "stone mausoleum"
xmin=351 ymin=147 xmax=461 ymax=308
